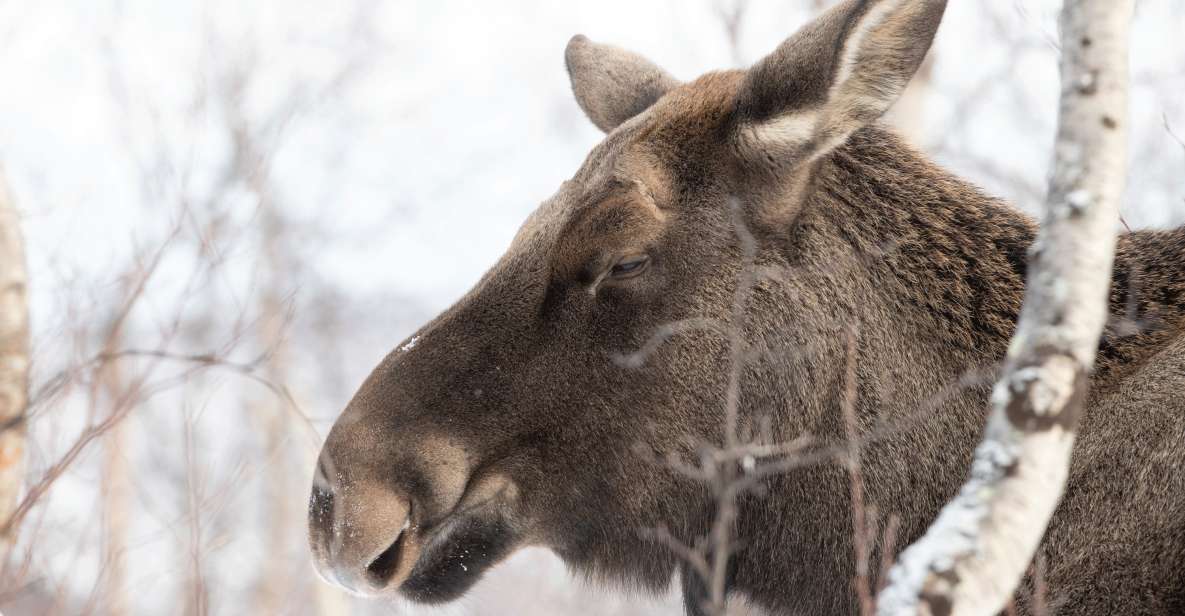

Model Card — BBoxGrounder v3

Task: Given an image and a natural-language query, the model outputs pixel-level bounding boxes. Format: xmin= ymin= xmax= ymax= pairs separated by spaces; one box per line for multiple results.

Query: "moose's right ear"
xmin=733 ymin=0 xmax=947 ymax=165
xmin=565 ymin=35 xmax=680 ymax=134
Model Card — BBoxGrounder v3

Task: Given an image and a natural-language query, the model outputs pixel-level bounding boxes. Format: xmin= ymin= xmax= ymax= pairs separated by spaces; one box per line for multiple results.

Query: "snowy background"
xmin=0 ymin=0 xmax=1182 ymax=614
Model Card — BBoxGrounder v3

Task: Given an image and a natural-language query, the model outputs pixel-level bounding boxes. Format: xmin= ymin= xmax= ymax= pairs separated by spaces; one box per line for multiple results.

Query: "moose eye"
xmin=609 ymin=255 xmax=649 ymax=279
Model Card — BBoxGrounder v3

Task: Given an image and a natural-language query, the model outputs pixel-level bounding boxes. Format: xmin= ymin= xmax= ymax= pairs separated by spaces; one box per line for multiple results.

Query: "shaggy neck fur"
xmin=692 ymin=126 xmax=1185 ymax=614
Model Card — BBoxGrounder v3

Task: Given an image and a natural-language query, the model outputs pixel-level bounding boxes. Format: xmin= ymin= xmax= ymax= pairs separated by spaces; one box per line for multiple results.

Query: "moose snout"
xmin=308 ymin=463 xmax=417 ymax=596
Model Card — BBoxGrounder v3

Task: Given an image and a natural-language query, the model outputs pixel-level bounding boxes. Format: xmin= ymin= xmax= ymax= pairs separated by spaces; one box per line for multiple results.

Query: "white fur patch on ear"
xmin=831 ymin=0 xmax=907 ymax=95
xmin=732 ymin=0 xmax=945 ymax=167
xmin=735 ymin=109 xmax=822 ymax=160
xmin=828 ymin=0 xmax=943 ymax=128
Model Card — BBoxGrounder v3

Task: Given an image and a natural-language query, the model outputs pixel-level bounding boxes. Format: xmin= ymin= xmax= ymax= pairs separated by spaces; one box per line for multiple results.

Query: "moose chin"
xmin=309 ymin=0 xmax=1185 ymax=614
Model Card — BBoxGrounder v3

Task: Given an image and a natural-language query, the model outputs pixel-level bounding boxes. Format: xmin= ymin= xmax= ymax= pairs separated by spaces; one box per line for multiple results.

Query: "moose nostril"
xmin=308 ymin=468 xmax=414 ymax=594
xmin=365 ymin=520 xmax=410 ymax=586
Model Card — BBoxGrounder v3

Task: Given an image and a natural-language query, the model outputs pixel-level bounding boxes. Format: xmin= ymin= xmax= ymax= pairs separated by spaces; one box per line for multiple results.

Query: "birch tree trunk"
xmin=0 ymin=168 xmax=29 ymax=548
xmin=251 ymin=281 xmax=295 ymax=616
xmin=100 ymin=367 xmax=131 ymax=616
xmin=878 ymin=1 xmax=1134 ymax=614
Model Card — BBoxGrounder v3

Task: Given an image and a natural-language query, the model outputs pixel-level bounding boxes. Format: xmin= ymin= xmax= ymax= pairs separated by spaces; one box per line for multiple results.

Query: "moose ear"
xmin=565 ymin=35 xmax=680 ymax=133
xmin=733 ymin=0 xmax=946 ymax=164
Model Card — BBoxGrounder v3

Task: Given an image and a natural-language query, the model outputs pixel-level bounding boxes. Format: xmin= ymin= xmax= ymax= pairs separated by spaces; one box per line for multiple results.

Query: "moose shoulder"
xmin=308 ymin=0 xmax=1185 ymax=613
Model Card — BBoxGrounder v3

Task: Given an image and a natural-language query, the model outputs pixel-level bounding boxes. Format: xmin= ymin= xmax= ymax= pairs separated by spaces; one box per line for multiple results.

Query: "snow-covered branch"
xmin=877 ymin=1 xmax=1134 ymax=614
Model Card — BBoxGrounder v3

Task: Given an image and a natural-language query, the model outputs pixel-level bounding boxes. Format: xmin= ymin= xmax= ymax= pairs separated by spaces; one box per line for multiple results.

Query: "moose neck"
xmin=726 ymin=126 xmax=1185 ymax=613
xmin=786 ymin=125 xmax=1185 ymax=407
xmin=723 ymin=127 xmax=1038 ymax=612
xmin=788 ymin=126 xmax=1035 ymax=421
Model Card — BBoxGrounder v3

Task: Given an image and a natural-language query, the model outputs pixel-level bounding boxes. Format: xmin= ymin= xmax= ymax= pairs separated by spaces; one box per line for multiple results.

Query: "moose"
xmin=308 ymin=0 xmax=1185 ymax=613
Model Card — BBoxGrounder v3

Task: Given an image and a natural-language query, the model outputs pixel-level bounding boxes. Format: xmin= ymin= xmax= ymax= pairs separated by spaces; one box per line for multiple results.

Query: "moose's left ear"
xmin=733 ymin=0 xmax=947 ymax=164
xmin=565 ymin=35 xmax=681 ymax=134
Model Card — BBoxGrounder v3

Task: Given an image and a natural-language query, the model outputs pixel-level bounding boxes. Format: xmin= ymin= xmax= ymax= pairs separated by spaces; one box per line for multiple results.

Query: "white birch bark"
xmin=877 ymin=1 xmax=1134 ymax=614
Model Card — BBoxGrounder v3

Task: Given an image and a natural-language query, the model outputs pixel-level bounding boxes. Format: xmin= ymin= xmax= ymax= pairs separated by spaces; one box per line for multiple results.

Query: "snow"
xmin=398 ymin=335 xmax=421 ymax=353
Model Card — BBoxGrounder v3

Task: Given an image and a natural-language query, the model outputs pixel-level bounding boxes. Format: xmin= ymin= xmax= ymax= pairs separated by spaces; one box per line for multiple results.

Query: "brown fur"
xmin=310 ymin=1 xmax=1185 ymax=613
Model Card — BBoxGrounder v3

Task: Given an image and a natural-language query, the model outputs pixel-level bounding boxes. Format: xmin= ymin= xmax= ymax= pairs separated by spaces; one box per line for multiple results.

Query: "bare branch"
xmin=842 ymin=329 xmax=874 ymax=616
xmin=1164 ymin=113 xmax=1185 ymax=162
xmin=640 ymin=525 xmax=712 ymax=585
xmin=714 ymin=0 xmax=748 ymax=67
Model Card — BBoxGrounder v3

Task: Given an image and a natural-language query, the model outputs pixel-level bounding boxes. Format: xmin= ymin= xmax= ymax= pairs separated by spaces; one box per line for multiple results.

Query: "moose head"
xmin=309 ymin=0 xmax=948 ymax=608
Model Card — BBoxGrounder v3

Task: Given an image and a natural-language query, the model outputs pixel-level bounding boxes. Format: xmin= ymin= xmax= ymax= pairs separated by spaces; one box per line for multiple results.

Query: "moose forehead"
xmin=507 ymin=72 xmax=744 ymax=276
xmin=509 ymin=130 xmax=666 ymax=280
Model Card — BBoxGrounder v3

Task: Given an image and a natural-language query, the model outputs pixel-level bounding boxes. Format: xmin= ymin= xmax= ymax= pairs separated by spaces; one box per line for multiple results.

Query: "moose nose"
xmin=308 ymin=471 xmax=414 ymax=596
